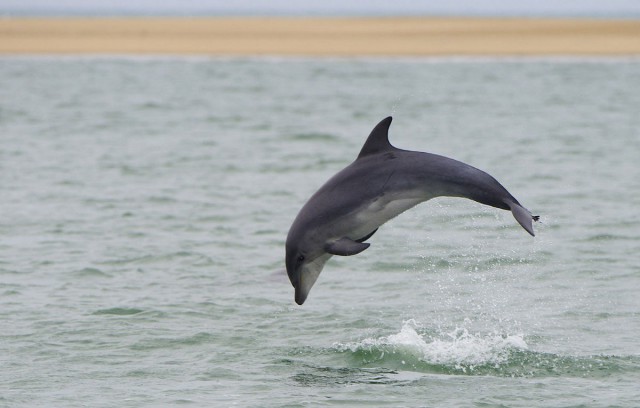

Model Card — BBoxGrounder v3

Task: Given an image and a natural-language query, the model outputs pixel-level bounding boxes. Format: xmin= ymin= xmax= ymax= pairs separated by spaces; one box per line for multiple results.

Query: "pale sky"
xmin=2 ymin=0 xmax=640 ymax=17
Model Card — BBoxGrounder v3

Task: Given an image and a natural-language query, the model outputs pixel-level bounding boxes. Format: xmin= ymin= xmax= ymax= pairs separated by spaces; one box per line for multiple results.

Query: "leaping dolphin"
xmin=286 ymin=117 xmax=538 ymax=305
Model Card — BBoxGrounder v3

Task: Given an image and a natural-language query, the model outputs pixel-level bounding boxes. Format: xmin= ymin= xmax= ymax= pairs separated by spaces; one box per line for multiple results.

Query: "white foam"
xmin=337 ymin=320 xmax=528 ymax=372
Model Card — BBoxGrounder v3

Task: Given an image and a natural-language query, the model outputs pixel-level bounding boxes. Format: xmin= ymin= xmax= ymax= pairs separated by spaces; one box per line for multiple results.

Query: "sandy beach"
xmin=1 ymin=17 xmax=639 ymax=56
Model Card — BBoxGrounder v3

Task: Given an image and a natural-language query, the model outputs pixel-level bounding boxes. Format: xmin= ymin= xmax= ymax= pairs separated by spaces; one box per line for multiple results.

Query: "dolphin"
xmin=285 ymin=117 xmax=538 ymax=305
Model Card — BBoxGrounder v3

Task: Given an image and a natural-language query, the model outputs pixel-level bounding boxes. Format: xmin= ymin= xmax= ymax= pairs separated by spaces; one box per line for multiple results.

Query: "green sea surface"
xmin=1 ymin=56 xmax=639 ymax=407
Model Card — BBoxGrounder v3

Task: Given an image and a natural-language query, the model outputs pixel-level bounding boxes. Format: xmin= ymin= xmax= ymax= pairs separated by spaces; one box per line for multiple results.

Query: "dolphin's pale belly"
xmin=349 ymin=193 xmax=426 ymax=240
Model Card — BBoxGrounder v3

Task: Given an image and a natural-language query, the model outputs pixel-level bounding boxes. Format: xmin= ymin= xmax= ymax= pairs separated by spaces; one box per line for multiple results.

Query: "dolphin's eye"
xmin=297 ymin=255 xmax=305 ymax=262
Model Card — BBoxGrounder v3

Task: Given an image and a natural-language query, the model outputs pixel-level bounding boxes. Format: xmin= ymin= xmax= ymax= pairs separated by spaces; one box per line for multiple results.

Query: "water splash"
xmin=336 ymin=320 xmax=527 ymax=374
xmin=333 ymin=320 xmax=637 ymax=378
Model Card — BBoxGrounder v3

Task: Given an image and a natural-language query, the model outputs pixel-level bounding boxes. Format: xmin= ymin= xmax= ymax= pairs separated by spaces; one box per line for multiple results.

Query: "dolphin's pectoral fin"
xmin=325 ymin=238 xmax=370 ymax=256
xmin=356 ymin=228 xmax=378 ymax=243
xmin=509 ymin=202 xmax=538 ymax=237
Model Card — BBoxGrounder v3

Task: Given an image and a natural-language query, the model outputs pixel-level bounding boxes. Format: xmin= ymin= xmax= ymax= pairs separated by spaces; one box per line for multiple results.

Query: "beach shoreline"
xmin=1 ymin=17 xmax=639 ymax=56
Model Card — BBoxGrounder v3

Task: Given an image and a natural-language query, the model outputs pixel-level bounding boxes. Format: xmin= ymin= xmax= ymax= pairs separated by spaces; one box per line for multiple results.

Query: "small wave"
xmin=584 ymin=233 xmax=637 ymax=242
xmin=287 ymin=132 xmax=339 ymax=142
xmin=71 ymin=267 xmax=111 ymax=278
xmin=99 ymin=251 xmax=214 ymax=266
xmin=92 ymin=307 xmax=145 ymax=316
xmin=129 ymin=332 xmax=216 ymax=351
xmin=333 ymin=321 xmax=638 ymax=378
xmin=291 ymin=365 xmax=409 ymax=387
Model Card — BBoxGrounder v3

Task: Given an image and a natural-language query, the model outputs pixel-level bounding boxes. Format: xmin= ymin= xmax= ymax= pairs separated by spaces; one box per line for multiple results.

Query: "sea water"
xmin=1 ymin=56 xmax=639 ymax=407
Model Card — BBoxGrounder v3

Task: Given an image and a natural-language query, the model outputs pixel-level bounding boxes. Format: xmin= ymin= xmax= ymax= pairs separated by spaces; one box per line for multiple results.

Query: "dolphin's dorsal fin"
xmin=357 ymin=117 xmax=395 ymax=159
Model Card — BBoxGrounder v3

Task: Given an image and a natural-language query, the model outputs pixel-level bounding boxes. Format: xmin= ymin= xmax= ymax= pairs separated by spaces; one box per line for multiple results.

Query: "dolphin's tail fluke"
xmin=508 ymin=201 xmax=538 ymax=236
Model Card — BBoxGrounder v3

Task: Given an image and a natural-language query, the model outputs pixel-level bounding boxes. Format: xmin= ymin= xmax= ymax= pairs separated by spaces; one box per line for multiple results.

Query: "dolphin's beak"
xmin=294 ymin=271 xmax=308 ymax=305
xmin=290 ymin=254 xmax=329 ymax=306
xmin=294 ymin=287 xmax=307 ymax=305
xmin=293 ymin=265 xmax=314 ymax=305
